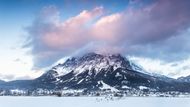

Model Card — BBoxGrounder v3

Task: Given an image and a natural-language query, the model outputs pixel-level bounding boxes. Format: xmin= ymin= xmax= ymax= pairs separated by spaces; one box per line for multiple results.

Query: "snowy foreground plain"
xmin=0 ymin=97 xmax=190 ymax=107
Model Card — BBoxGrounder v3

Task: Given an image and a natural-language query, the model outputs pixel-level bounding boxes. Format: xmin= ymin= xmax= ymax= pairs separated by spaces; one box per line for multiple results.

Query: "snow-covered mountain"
xmin=52 ymin=52 xmax=153 ymax=77
xmin=1 ymin=52 xmax=190 ymax=95
xmin=32 ymin=52 xmax=190 ymax=92
xmin=178 ymin=75 xmax=190 ymax=82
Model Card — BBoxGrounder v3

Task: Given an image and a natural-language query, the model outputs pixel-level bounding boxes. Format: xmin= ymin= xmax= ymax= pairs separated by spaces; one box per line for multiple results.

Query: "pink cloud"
xmin=25 ymin=0 xmax=190 ymax=68
xmin=41 ymin=6 xmax=103 ymax=50
xmin=92 ymin=13 xmax=122 ymax=42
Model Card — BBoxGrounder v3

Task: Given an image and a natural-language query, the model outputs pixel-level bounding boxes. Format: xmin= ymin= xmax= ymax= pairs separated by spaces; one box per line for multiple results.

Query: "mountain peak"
xmin=50 ymin=52 xmax=133 ymax=77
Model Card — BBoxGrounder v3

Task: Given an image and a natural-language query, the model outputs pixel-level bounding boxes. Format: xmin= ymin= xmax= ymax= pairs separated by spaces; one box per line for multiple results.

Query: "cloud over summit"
xmin=25 ymin=0 xmax=190 ymax=69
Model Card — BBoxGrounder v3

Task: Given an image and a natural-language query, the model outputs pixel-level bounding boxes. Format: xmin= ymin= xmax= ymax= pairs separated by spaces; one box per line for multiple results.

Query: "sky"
xmin=1 ymin=0 xmax=190 ymax=81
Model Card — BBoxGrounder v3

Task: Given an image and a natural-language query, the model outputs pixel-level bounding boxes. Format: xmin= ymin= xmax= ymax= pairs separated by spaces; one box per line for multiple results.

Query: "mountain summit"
xmin=49 ymin=52 xmax=142 ymax=78
xmin=1 ymin=52 xmax=190 ymax=96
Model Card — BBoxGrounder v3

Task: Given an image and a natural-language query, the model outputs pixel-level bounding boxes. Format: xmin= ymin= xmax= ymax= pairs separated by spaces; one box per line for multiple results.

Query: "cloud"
xmin=92 ymin=0 xmax=190 ymax=48
xmin=41 ymin=6 xmax=103 ymax=50
xmin=91 ymin=0 xmax=190 ymax=61
xmin=0 ymin=74 xmax=15 ymax=81
xmin=129 ymin=56 xmax=190 ymax=78
xmin=24 ymin=0 xmax=190 ymax=69
xmin=25 ymin=6 xmax=103 ymax=68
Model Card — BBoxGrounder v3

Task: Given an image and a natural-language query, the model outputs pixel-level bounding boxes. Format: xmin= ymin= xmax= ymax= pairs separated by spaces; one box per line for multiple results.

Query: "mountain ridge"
xmin=1 ymin=52 xmax=190 ymax=96
xmin=178 ymin=75 xmax=190 ymax=82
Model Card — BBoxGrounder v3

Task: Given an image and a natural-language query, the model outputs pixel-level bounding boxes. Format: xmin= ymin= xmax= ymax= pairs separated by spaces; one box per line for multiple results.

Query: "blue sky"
xmin=1 ymin=0 xmax=190 ymax=81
